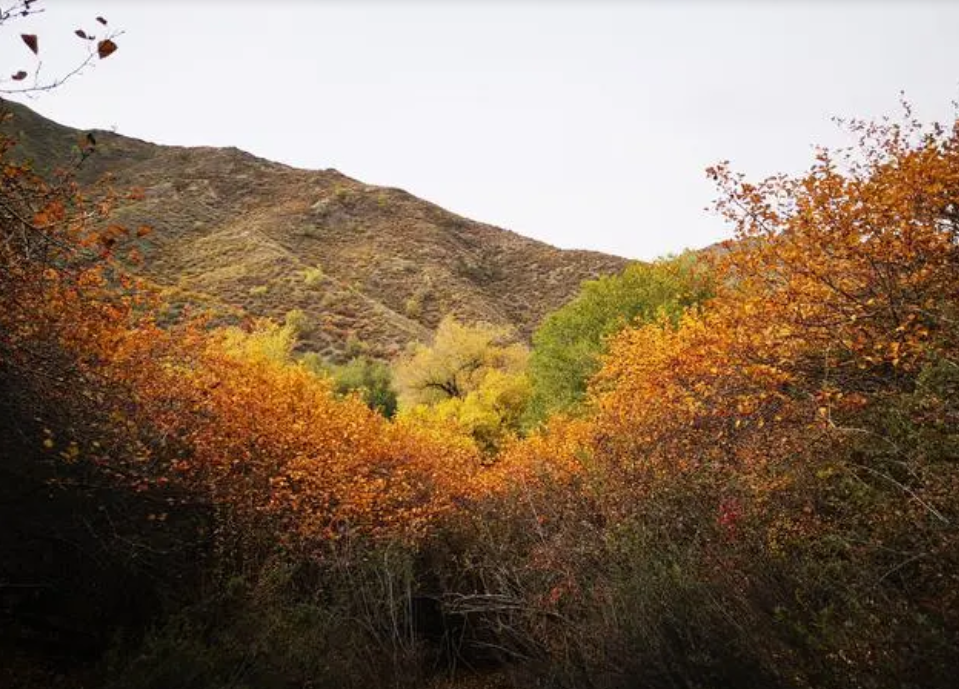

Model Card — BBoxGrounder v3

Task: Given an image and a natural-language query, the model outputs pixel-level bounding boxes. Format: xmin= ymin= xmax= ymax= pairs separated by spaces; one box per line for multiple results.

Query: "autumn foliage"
xmin=570 ymin=108 xmax=959 ymax=685
xmin=3 ymin=98 xmax=959 ymax=688
xmin=0 ymin=161 xmax=480 ymax=547
xmin=417 ymin=105 xmax=959 ymax=686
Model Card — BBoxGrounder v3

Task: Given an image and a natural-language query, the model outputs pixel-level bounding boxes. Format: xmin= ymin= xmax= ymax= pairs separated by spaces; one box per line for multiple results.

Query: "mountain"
xmin=1 ymin=100 xmax=629 ymax=360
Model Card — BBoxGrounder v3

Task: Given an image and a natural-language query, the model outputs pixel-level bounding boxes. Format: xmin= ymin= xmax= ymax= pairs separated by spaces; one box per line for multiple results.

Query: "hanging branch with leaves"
xmin=1 ymin=1 xmax=120 ymax=95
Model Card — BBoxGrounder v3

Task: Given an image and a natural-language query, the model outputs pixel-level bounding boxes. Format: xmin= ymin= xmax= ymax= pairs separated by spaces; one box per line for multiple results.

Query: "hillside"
xmin=1 ymin=100 xmax=628 ymax=359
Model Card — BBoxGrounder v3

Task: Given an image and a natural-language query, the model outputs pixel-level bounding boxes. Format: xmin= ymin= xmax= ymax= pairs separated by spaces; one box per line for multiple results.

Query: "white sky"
xmin=3 ymin=1 xmax=958 ymax=260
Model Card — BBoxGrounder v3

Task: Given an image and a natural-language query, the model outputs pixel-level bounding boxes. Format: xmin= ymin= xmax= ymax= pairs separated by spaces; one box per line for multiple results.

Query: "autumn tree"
xmin=582 ymin=103 xmax=959 ymax=687
xmin=426 ymin=104 xmax=959 ymax=688
xmin=0 ymin=5 xmax=481 ymax=685
xmin=394 ymin=316 xmax=527 ymax=405
xmin=394 ymin=316 xmax=530 ymax=452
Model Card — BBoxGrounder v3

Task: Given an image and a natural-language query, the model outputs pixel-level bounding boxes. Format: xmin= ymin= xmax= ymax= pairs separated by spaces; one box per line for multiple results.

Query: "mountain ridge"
xmin=2 ymin=99 xmax=631 ymax=360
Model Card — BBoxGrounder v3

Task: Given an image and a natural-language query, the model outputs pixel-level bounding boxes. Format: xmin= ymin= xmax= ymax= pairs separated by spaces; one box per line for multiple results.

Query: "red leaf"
xmin=21 ymin=34 xmax=38 ymax=55
xmin=11 ymin=71 xmax=27 ymax=81
xmin=97 ymin=39 xmax=117 ymax=60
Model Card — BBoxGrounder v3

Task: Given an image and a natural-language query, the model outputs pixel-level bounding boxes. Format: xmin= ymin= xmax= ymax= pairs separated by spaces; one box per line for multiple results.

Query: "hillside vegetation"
xmin=2 ymin=91 xmax=958 ymax=689
xmin=1 ymin=101 xmax=627 ymax=361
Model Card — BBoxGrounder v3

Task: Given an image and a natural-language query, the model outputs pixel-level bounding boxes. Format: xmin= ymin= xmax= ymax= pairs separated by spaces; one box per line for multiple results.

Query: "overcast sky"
xmin=2 ymin=1 xmax=958 ymax=260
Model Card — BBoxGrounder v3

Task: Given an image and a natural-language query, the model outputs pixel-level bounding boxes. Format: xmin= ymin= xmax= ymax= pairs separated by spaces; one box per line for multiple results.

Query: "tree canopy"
xmin=394 ymin=316 xmax=527 ymax=406
xmin=394 ymin=316 xmax=530 ymax=453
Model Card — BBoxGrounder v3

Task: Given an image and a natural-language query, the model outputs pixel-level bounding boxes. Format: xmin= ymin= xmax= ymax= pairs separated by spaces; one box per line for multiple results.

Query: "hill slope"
xmin=2 ymin=100 xmax=629 ymax=359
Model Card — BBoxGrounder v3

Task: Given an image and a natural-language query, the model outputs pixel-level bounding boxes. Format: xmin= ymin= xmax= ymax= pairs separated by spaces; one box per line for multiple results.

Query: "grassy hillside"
xmin=2 ymin=100 xmax=628 ymax=359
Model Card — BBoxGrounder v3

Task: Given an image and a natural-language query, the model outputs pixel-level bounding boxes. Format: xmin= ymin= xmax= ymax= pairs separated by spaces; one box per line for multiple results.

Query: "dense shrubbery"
xmin=2 ymin=95 xmax=958 ymax=689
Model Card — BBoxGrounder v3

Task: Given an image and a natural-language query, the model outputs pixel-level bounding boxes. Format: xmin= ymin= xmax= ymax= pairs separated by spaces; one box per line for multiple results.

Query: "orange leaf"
xmin=97 ymin=39 xmax=117 ymax=59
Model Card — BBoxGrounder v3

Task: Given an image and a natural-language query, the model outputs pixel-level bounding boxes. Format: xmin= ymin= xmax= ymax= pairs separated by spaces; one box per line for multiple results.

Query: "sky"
xmin=2 ymin=1 xmax=958 ymax=260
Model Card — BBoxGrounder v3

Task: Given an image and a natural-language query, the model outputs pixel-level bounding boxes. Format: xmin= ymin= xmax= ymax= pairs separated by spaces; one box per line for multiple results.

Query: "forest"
xmin=2 ymin=6 xmax=958 ymax=689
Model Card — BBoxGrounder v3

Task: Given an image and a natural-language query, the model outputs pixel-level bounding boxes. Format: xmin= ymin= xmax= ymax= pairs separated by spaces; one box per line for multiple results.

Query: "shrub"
xmin=301 ymin=264 xmax=324 ymax=287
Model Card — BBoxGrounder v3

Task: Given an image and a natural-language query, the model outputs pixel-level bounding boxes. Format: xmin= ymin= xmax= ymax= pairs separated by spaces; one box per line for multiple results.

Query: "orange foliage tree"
xmin=595 ymin=104 xmax=959 ymax=521
xmin=579 ymin=104 xmax=959 ymax=685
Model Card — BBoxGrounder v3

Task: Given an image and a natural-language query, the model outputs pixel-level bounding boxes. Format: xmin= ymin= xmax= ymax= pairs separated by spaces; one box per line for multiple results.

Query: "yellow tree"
xmin=394 ymin=316 xmax=530 ymax=453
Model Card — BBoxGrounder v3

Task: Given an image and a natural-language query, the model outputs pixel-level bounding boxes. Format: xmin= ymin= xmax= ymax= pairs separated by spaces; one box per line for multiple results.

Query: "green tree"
xmin=526 ymin=253 xmax=712 ymax=426
xmin=329 ymin=355 xmax=397 ymax=418
xmin=299 ymin=353 xmax=398 ymax=418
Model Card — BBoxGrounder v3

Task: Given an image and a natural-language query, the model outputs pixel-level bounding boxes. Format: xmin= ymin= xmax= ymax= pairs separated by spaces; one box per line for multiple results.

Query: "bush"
xmin=301 ymin=264 xmax=325 ymax=287
xmin=106 ymin=548 xmax=431 ymax=689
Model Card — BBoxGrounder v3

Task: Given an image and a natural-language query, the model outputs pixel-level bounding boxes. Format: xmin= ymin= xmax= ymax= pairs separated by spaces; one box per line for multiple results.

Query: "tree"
xmin=525 ymin=252 xmax=712 ymax=426
xmin=393 ymin=316 xmax=527 ymax=406
xmin=322 ymin=355 xmax=399 ymax=418
xmin=585 ymin=103 xmax=959 ymax=686
xmin=394 ymin=316 xmax=530 ymax=453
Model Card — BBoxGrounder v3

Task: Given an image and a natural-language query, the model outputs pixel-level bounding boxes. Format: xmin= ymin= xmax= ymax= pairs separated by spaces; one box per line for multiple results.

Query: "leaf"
xmin=11 ymin=71 xmax=27 ymax=81
xmin=97 ymin=39 xmax=118 ymax=59
xmin=21 ymin=34 xmax=38 ymax=55
xmin=96 ymin=16 xmax=108 ymax=25
xmin=75 ymin=29 xmax=89 ymax=39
